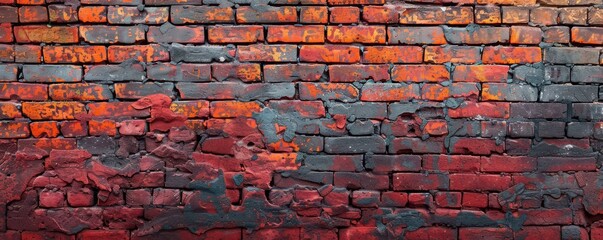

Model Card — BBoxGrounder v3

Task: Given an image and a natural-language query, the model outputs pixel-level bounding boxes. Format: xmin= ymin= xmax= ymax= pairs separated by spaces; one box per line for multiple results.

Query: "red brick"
xmin=405 ymin=227 xmax=457 ymax=240
xmin=67 ymin=188 xmax=94 ymax=207
xmin=300 ymin=45 xmax=360 ymax=63
xmin=0 ymin=23 xmax=12 ymax=43
xmin=299 ymin=82 xmax=359 ymax=102
xmin=148 ymin=25 xmax=205 ymax=43
xmin=361 ymin=83 xmax=420 ymax=102
xmin=449 ymin=102 xmax=510 ymax=119
xmin=208 ymin=26 xmax=263 ymax=43
xmin=43 ymin=46 xmax=106 ymax=64
xmin=435 ymin=192 xmax=462 ymax=208
xmin=363 ymin=6 xmax=398 ymax=23
xmin=481 ymin=155 xmax=537 ymax=172
xmin=423 ymin=155 xmax=481 ymax=172
xmin=18 ymin=6 xmax=48 ymax=23
xmin=89 ymin=119 xmax=117 ymax=136
xmin=39 ymin=190 xmax=65 ymax=208
xmin=60 ymin=121 xmax=88 ymax=138
xmin=78 ymin=230 xmax=129 ymax=240
xmin=0 ymin=83 xmax=47 ymax=101
xmin=267 ymin=25 xmax=324 ymax=43
xmin=392 ymin=65 xmax=450 ymax=83
xmin=49 ymin=83 xmax=112 ymax=101
xmin=450 ymin=174 xmax=512 ymax=191
xmin=462 ymin=192 xmax=488 ymax=208
xmin=482 ymin=46 xmax=542 ymax=64
xmin=424 ymin=46 xmax=481 ymax=64
xmin=329 ymin=7 xmax=359 ymax=24
xmin=453 ymin=65 xmax=509 ymax=83
xmin=14 ymin=25 xmax=79 ymax=43
xmin=363 ymin=46 xmax=423 ymax=64
xmin=0 ymin=6 xmax=17 ymax=23
xmin=460 ymin=228 xmax=512 ymax=240
xmin=108 ymin=44 xmax=169 ymax=63
xmin=114 ymin=82 xmax=174 ymax=99
xmin=393 ymin=173 xmax=450 ymax=191
xmin=0 ymin=121 xmax=30 ymax=139
xmin=210 ymin=101 xmax=262 ymax=118
xmin=119 ymin=120 xmax=146 ymax=136
xmin=107 ymin=6 xmax=168 ymax=24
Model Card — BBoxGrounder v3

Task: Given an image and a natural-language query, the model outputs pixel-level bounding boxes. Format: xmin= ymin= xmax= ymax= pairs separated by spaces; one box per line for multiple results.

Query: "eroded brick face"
xmin=0 ymin=0 xmax=603 ymax=239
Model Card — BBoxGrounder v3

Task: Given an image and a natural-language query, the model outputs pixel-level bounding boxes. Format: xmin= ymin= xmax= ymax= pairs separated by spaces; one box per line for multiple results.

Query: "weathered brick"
xmin=300 ymin=45 xmax=360 ymax=63
xmin=238 ymin=45 xmax=297 ymax=62
xmin=444 ymin=27 xmax=509 ymax=44
xmin=329 ymin=65 xmax=389 ymax=82
xmin=14 ymin=25 xmax=78 ymax=43
xmin=264 ymin=64 xmax=325 ymax=82
xmin=23 ymin=65 xmax=82 ymax=83
xmin=208 ymin=26 xmax=263 ymax=43
xmin=329 ymin=6 xmax=359 ymax=24
xmin=0 ymin=83 xmax=47 ymax=100
xmin=530 ymin=7 xmax=558 ymax=25
xmin=449 ymin=102 xmax=510 ymax=119
xmin=0 ymin=103 xmax=20 ymax=120
xmin=327 ymin=26 xmax=386 ymax=44
xmin=48 ymin=5 xmax=78 ymax=23
xmin=365 ymin=155 xmax=421 ymax=172
xmin=43 ymin=46 xmax=107 ymax=64
xmin=18 ymin=6 xmax=48 ymax=23
xmin=540 ymin=85 xmax=598 ymax=102
xmin=481 ymin=83 xmax=538 ymax=102
xmin=147 ymin=63 xmax=211 ymax=82
xmin=510 ymin=26 xmax=542 ymax=44
xmin=22 ymin=102 xmax=85 ymax=120
xmin=400 ymin=6 xmax=473 ymax=25
xmin=115 ymin=82 xmax=174 ymax=99
xmin=213 ymin=63 xmax=261 ymax=83
xmin=543 ymin=26 xmax=570 ymax=43
xmin=363 ymin=6 xmax=398 ymax=23
xmin=171 ymin=5 xmax=234 ymax=24
xmin=482 ymin=46 xmax=542 ymax=64
xmin=78 ymin=6 xmax=107 ymax=23
xmin=393 ymin=173 xmax=449 ymax=191
xmin=571 ymin=27 xmax=603 ymax=45
xmin=388 ymin=26 xmax=446 ymax=45
xmin=475 ymin=6 xmax=501 ymax=24
xmin=0 ymin=23 xmax=12 ymax=43
xmin=453 ymin=65 xmax=509 ymax=83
xmin=511 ymin=103 xmax=567 ymax=119
xmin=450 ymin=174 xmax=512 ymax=191
xmin=334 ymin=172 xmax=389 ymax=190
xmin=361 ymin=83 xmax=421 ymax=102
xmin=573 ymin=103 xmax=603 ymax=120
xmin=502 ymin=6 xmax=530 ymax=24
xmin=424 ymin=46 xmax=481 ymax=64
xmin=107 ymin=6 xmax=168 ymax=24
xmin=0 ymin=6 xmax=17 ymax=23
xmin=50 ymin=83 xmax=112 ymax=101
xmin=423 ymin=155 xmax=480 ymax=172
xmin=170 ymin=43 xmax=235 ymax=63
xmin=298 ymin=82 xmax=358 ymax=102
xmin=80 ymin=25 xmax=145 ymax=44
xmin=210 ymin=101 xmax=262 ymax=118
xmin=422 ymin=83 xmax=479 ymax=101
xmin=300 ymin=6 xmax=327 ymax=24
xmin=544 ymin=47 xmax=600 ymax=64
xmin=363 ymin=46 xmax=423 ymax=64
xmin=0 ymin=64 xmax=18 ymax=81
xmin=389 ymin=137 xmax=445 ymax=154
xmin=85 ymin=63 xmax=146 ymax=82
xmin=148 ymin=25 xmax=204 ymax=43
xmin=88 ymin=102 xmax=149 ymax=118
xmin=572 ymin=66 xmax=603 ymax=83
xmin=108 ymin=45 xmax=170 ymax=63
xmin=328 ymin=102 xmax=387 ymax=119
xmin=269 ymin=100 xmax=325 ymax=119
xmin=0 ymin=122 xmax=29 ymax=139
xmin=559 ymin=7 xmax=587 ymax=25
xmin=177 ymin=82 xmax=295 ymax=101
xmin=392 ymin=65 xmax=449 ymax=83
xmin=80 ymin=0 xmax=142 ymax=5
xmin=481 ymin=155 xmax=536 ymax=172
xmin=236 ymin=6 xmax=297 ymax=23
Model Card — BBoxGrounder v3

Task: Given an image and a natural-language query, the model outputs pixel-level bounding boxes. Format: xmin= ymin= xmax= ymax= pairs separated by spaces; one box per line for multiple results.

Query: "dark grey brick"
xmin=538 ymin=122 xmax=566 ymax=138
xmin=545 ymin=65 xmax=570 ymax=83
xmin=329 ymin=102 xmax=387 ymax=120
xmin=540 ymin=85 xmax=598 ymax=102
xmin=324 ymin=136 xmax=386 ymax=154
xmin=508 ymin=122 xmax=535 ymax=138
xmin=567 ymin=122 xmax=594 ymax=138
xmin=544 ymin=47 xmax=600 ymax=64
xmin=511 ymin=103 xmax=567 ymax=119
xmin=571 ymin=66 xmax=603 ymax=83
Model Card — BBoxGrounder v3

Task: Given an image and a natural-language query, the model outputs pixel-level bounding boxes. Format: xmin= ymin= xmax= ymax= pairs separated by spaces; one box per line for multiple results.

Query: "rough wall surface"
xmin=0 ymin=0 xmax=603 ymax=239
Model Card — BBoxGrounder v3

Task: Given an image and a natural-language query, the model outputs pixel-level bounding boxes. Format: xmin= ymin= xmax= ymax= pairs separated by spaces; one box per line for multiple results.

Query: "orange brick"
xmin=571 ymin=27 xmax=603 ymax=45
xmin=30 ymin=121 xmax=60 ymax=138
xmin=392 ymin=65 xmax=450 ymax=83
xmin=482 ymin=46 xmax=542 ymax=64
xmin=424 ymin=46 xmax=481 ymax=64
xmin=475 ymin=6 xmax=501 ymax=24
xmin=502 ymin=6 xmax=529 ymax=24
xmin=107 ymin=44 xmax=169 ymax=63
xmin=300 ymin=6 xmax=328 ymax=24
xmin=421 ymin=83 xmax=479 ymax=101
xmin=79 ymin=6 xmax=107 ymax=23
xmin=0 ymin=102 xmax=21 ymax=120
xmin=424 ymin=120 xmax=448 ymax=136
xmin=43 ymin=46 xmax=107 ymax=64
xmin=0 ymin=122 xmax=30 ymax=139
xmin=363 ymin=46 xmax=423 ymax=64
xmin=327 ymin=26 xmax=386 ymax=44
xmin=22 ymin=102 xmax=85 ymax=120
xmin=453 ymin=65 xmax=509 ymax=83
xmin=449 ymin=102 xmax=510 ymax=119
xmin=400 ymin=6 xmax=473 ymax=25
xmin=107 ymin=6 xmax=168 ymax=24
xmin=300 ymin=45 xmax=361 ymax=63
xmin=329 ymin=7 xmax=359 ymax=24
xmin=363 ymin=6 xmax=398 ymax=23
xmin=208 ymin=26 xmax=263 ymax=44
xmin=89 ymin=119 xmax=117 ymax=136
xmin=49 ymin=83 xmax=112 ymax=101
xmin=210 ymin=101 xmax=262 ymax=118
xmin=267 ymin=25 xmax=324 ymax=43
xmin=16 ymin=0 xmax=44 ymax=4
xmin=14 ymin=25 xmax=79 ymax=43
xmin=0 ymin=83 xmax=48 ymax=101
xmin=170 ymin=101 xmax=210 ymax=119
xmin=530 ymin=7 xmax=558 ymax=26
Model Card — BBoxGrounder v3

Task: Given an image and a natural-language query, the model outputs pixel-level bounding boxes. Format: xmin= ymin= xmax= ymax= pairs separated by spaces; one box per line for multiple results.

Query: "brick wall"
xmin=0 ymin=0 xmax=602 ymax=239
